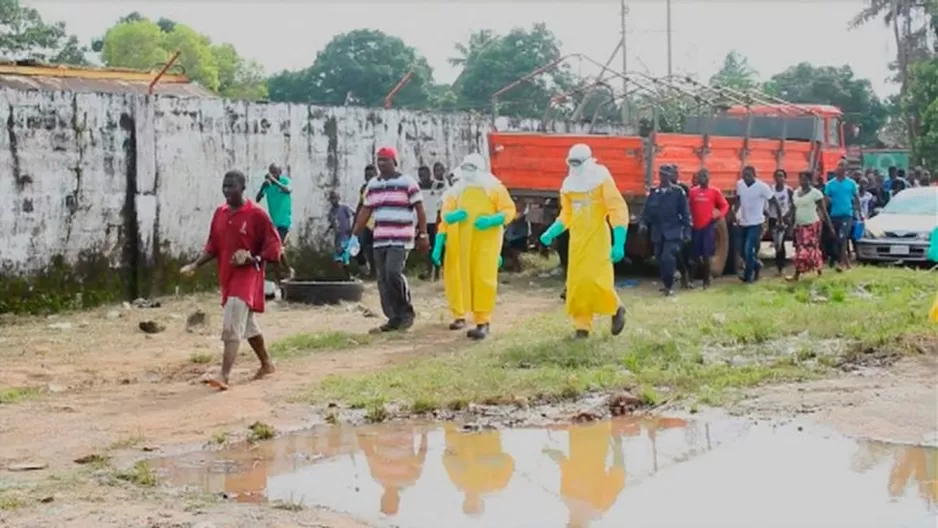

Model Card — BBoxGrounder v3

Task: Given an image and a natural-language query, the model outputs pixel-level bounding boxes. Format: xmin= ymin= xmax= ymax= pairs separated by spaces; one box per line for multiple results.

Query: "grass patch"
xmin=108 ymin=431 xmax=145 ymax=450
xmin=269 ymin=331 xmax=378 ymax=359
xmin=0 ymin=494 xmax=23 ymax=510
xmin=189 ymin=352 xmax=213 ymax=364
xmin=247 ymin=421 xmax=275 ymax=442
xmin=210 ymin=431 xmax=231 ymax=446
xmin=0 ymin=387 xmax=40 ymax=405
xmin=115 ymin=461 xmax=157 ymax=487
xmin=271 ymin=497 xmax=305 ymax=511
xmin=308 ymin=267 xmax=936 ymax=410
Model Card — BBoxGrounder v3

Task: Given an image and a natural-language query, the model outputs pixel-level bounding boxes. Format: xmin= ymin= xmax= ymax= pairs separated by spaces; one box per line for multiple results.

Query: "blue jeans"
xmin=740 ymin=225 xmax=762 ymax=283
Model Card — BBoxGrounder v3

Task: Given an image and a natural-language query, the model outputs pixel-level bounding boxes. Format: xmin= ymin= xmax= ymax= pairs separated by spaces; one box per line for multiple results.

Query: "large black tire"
xmin=281 ymin=280 xmax=364 ymax=306
xmin=710 ymin=216 xmax=731 ymax=277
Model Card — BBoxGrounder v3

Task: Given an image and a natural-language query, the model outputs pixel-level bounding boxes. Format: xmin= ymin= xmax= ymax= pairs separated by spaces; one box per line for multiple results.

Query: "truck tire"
xmin=710 ymin=216 xmax=731 ymax=277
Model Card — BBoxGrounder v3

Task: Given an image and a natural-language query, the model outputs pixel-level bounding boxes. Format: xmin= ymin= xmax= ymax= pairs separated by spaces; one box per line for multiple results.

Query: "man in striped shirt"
xmin=349 ymin=147 xmax=430 ymax=332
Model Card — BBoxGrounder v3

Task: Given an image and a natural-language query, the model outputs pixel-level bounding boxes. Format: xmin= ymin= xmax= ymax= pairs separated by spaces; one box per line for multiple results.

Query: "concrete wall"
xmin=0 ymin=88 xmax=627 ymax=309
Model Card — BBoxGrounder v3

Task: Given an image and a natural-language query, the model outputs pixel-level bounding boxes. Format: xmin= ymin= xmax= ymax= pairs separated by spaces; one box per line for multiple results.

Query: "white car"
xmin=856 ymin=186 xmax=938 ymax=263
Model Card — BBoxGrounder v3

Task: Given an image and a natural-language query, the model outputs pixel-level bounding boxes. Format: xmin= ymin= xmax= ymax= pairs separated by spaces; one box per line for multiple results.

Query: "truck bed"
xmin=488 ymin=132 xmax=816 ymax=197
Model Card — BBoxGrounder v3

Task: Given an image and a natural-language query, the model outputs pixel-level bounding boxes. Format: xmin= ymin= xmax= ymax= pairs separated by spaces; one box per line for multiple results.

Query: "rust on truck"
xmin=486 ymin=64 xmax=847 ymax=275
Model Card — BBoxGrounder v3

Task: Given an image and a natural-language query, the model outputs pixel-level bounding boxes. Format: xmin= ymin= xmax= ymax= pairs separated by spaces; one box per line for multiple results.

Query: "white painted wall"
xmin=0 ymin=88 xmax=628 ymax=279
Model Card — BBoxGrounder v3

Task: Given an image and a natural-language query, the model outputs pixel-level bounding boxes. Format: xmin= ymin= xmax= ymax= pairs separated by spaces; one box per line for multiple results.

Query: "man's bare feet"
xmin=205 ymin=378 xmax=229 ymax=391
xmin=253 ymin=364 xmax=276 ymax=380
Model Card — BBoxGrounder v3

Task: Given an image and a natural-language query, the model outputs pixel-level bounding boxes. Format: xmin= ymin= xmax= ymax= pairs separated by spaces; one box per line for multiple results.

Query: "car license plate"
xmin=889 ymin=245 xmax=910 ymax=255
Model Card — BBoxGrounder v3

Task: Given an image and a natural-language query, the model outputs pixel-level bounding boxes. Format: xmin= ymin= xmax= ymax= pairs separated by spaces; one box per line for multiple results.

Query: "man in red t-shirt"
xmin=181 ymin=170 xmax=293 ymax=390
xmin=687 ymin=169 xmax=730 ymax=287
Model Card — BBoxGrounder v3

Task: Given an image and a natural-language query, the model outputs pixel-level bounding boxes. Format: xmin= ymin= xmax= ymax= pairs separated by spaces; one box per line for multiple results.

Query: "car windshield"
xmin=881 ymin=190 xmax=938 ymax=215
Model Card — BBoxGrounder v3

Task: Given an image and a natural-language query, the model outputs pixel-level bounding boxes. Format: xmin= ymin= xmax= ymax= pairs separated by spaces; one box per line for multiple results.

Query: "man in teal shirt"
xmin=824 ymin=160 xmax=862 ymax=271
xmin=255 ymin=163 xmax=293 ymax=242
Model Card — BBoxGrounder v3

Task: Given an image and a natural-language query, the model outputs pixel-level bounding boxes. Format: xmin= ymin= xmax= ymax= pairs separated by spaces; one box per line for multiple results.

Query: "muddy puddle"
xmin=154 ymin=416 xmax=937 ymax=527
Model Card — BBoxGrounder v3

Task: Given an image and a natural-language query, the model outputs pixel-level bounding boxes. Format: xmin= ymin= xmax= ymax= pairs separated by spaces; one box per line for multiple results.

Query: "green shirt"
xmin=258 ymin=175 xmax=292 ymax=228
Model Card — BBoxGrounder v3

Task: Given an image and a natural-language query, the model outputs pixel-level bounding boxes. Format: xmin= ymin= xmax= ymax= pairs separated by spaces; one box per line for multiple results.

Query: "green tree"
xmin=849 ymin=0 xmax=935 ymax=141
xmin=764 ymin=63 xmax=887 ymax=146
xmin=449 ymin=29 xmax=497 ymax=68
xmin=427 ymin=83 xmax=458 ymax=112
xmin=97 ymin=14 xmax=265 ymax=99
xmin=213 ymin=43 xmax=267 ymax=100
xmin=456 ymin=23 xmax=575 ymax=117
xmin=100 ymin=20 xmax=169 ymax=71
xmin=163 ymin=23 xmax=218 ymax=91
xmin=905 ymin=57 xmax=938 ymax=167
xmin=268 ymin=29 xmax=431 ymax=108
xmin=0 ymin=0 xmax=87 ymax=65
xmin=709 ymin=50 xmax=759 ymax=90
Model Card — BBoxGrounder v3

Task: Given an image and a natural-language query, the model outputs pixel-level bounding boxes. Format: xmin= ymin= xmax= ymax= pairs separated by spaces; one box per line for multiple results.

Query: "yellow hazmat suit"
xmin=544 ymin=420 xmax=626 ymax=528
xmin=442 ymin=423 xmax=515 ymax=515
xmin=540 ymin=144 xmax=629 ymax=335
xmin=436 ymin=153 xmax=516 ymax=337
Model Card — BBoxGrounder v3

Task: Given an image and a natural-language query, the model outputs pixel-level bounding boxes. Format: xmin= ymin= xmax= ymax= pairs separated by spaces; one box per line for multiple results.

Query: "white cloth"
xmin=736 ymin=179 xmax=774 ymax=227
xmin=445 ymin=153 xmax=500 ymax=200
xmin=766 ymin=185 xmax=792 ymax=219
xmin=421 ymin=180 xmax=447 ymax=222
xmin=560 ymin=144 xmax=609 ymax=193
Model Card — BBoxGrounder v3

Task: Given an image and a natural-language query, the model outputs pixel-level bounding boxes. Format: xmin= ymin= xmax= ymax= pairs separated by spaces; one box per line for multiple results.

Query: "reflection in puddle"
xmin=154 ymin=417 xmax=937 ymax=527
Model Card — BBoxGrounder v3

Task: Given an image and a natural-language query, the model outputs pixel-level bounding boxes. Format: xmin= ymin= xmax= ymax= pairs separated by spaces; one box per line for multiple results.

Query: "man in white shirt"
xmin=734 ymin=166 xmax=782 ymax=283
xmin=418 ymin=164 xmax=448 ymax=280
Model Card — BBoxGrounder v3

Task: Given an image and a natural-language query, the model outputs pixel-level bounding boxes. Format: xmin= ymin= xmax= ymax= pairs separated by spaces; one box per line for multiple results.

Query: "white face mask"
xmin=460 ymin=163 xmax=480 ymax=185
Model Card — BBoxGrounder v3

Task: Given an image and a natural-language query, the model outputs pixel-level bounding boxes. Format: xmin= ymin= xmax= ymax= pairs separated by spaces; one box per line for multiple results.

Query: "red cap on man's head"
xmin=376 ymin=147 xmax=398 ymax=163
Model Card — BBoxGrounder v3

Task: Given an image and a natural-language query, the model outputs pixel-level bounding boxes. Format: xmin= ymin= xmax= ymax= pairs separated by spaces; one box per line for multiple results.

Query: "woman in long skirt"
xmin=788 ymin=171 xmax=832 ymax=281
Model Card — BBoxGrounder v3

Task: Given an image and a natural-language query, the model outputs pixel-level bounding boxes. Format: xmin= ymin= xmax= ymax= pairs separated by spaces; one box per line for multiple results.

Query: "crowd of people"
xmin=636 ymin=158 xmax=936 ymax=294
xmin=176 ymin=148 xmax=934 ymax=390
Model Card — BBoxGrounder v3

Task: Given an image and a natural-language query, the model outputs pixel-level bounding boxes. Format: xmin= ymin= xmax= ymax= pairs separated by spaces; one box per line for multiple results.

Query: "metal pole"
xmin=148 ymin=50 xmax=181 ymax=95
xmin=620 ymin=0 xmax=629 ymax=124
xmin=666 ymin=0 xmax=673 ymax=77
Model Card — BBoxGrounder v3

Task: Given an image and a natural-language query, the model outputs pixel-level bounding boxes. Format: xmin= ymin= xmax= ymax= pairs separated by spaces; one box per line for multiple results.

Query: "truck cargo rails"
xmin=489 ymin=103 xmax=847 ymax=276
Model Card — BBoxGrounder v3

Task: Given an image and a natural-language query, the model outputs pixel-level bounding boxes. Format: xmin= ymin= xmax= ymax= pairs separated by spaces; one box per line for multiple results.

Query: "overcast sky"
xmin=25 ymin=1 xmax=899 ymax=97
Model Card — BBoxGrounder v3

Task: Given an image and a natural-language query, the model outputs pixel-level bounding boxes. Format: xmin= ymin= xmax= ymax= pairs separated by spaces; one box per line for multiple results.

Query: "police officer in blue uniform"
xmin=640 ymin=164 xmax=692 ymax=296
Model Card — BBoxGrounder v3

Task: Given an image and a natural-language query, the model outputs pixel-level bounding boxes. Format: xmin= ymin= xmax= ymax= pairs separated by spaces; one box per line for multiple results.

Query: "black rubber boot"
xmin=449 ymin=319 xmax=466 ymax=330
xmin=574 ymin=330 xmax=589 ymax=339
xmin=467 ymin=324 xmax=489 ymax=340
xmin=611 ymin=306 xmax=626 ymax=336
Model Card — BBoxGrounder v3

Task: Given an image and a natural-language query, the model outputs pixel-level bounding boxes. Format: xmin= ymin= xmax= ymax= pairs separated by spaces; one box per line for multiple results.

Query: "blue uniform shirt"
xmin=641 ymin=185 xmax=692 ymax=242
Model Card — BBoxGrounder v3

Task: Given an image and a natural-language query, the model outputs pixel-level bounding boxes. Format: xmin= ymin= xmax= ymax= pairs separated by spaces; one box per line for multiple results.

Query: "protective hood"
xmin=561 ymin=144 xmax=610 ymax=193
xmin=445 ymin=153 xmax=500 ymax=198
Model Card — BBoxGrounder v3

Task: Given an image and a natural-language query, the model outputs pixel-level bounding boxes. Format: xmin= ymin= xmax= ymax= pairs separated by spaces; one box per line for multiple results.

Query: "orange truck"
xmin=489 ymin=103 xmax=847 ymax=275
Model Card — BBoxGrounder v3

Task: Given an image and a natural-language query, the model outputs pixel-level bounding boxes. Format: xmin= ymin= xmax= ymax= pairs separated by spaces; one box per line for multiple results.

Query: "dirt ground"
xmin=0 ymin=279 xmax=558 ymax=527
xmin=0 ymin=276 xmax=935 ymax=527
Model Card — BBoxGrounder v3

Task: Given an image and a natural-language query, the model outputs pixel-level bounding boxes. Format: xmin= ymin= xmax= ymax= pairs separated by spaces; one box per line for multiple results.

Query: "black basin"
xmin=280 ymin=279 xmax=364 ymax=306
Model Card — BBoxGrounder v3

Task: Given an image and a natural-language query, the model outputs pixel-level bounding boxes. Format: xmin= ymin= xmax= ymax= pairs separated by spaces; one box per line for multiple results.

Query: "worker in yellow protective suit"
xmin=442 ymin=423 xmax=515 ymax=515
xmin=432 ymin=153 xmax=516 ymax=340
xmin=542 ymin=420 xmax=626 ymax=528
xmin=539 ymin=144 xmax=628 ymax=339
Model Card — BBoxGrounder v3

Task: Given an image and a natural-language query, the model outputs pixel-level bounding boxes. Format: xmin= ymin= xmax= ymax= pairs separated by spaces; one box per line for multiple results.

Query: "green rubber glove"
xmin=541 ymin=220 xmax=567 ymax=246
xmin=431 ymin=233 xmax=446 ymax=266
xmin=539 ymin=220 xmax=566 ymax=246
xmin=443 ymin=209 xmax=468 ymax=224
xmin=498 ymin=256 xmax=504 ymax=269
xmin=928 ymin=226 xmax=938 ymax=262
xmin=611 ymin=225 xmax=627 ymax=263
xmin=474 ymin=212 xmax=506 ymax=230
